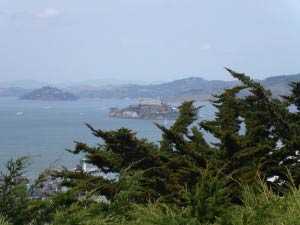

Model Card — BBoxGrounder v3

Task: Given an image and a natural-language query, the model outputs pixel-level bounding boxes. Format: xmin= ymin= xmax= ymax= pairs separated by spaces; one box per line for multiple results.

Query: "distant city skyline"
xmin=0 ymin=0 xmax=300 ymax=83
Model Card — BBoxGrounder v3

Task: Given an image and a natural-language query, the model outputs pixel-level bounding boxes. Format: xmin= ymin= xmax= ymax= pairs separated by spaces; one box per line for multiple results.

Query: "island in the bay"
xmin=19 ymin=86 xmax=79 ymax=101
xmin=109 ymin=99 xmax=179 ymax=120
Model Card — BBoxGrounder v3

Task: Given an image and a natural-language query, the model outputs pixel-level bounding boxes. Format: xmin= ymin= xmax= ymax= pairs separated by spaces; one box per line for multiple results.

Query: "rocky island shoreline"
xmin=109 ymin=99 xmax=179 ymax=120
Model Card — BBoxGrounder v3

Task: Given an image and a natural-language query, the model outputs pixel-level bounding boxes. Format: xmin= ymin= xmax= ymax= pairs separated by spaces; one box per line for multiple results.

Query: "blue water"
xmin=0 ymin=98 xmax=216 ymax=179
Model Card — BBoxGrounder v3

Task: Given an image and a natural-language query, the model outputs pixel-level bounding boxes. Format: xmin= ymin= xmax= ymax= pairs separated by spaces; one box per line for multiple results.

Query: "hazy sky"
xmin=0 ymin=0 xmax=300 ymax=83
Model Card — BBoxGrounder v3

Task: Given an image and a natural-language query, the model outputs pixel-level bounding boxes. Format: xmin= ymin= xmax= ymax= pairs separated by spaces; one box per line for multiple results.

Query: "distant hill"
xmin=19 ymin=86 xmax=79 ymax=101
xmin=66 ymin=77 xmax=239 ymax=101
xmin=68 ymin=74 xmax=300 ymax=101
xmin=2 ymin=73 xmax=300 ymax=101
xmin=261 ymin=74 xmax=300 ymax=97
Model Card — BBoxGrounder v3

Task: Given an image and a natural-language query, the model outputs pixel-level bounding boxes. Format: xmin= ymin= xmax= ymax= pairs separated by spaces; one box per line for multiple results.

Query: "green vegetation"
xmin=1 ymin=69 xmax=300 ymax=224
xmin=0 ymin=216 xmax=12 ymax=225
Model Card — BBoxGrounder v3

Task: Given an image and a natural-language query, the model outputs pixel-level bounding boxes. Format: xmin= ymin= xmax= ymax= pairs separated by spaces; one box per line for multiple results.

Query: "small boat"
xmin=16 ymin=112 xmax=24 ymax=116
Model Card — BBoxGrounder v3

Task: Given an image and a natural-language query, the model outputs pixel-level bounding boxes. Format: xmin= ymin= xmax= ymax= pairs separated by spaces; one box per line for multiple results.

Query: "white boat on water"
xmin=16 ymin=112 xmax=24 ymax=116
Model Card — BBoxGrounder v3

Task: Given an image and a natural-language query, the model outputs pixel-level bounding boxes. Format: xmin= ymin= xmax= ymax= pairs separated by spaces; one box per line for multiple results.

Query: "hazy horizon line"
xmin=1 ymin=71 xmax=300 ymax=88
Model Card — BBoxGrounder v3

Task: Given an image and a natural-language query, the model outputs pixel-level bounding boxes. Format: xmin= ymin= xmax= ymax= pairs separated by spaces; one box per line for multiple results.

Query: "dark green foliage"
xmin=51 ymin=201 xmax=118 ymax=225
xmin=157 ymin=101 xmax=214 ymax=169
xmin=200 ymin=69 xmax=300 ymax=196
xmin=0 ymin=157 xmax=32 ymax=225
xmin=283 ymin=81 xmax=300 ymax=111
xmin=222 ymin=181 xmax=300 ymax=225
xmin=52 ymin=126 xmax=162 ymax=202
xmin=159 ymin=101 xmax=199 ymax=151
xmin=185 ymin=170 xmax=230 ymax=224
xmin=125 ymin=203 xmax=200 ymax=225
xmin=0 ymin=215 xmax=12 ymax=225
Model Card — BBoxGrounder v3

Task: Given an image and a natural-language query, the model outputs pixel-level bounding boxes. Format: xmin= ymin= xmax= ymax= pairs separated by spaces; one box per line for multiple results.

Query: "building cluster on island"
xmin=109 ymin=98 xmax=179 ymax=120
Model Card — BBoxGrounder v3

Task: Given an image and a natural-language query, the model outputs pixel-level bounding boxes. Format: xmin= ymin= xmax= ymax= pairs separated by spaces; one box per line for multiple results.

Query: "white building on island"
xmin=139 ymin=98 xmax=162 ymax=106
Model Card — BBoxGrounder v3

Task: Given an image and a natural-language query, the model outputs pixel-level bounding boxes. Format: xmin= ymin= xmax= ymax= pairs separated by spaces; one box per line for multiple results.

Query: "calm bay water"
xmin=0 ymin=98 xmax=216 ymax=179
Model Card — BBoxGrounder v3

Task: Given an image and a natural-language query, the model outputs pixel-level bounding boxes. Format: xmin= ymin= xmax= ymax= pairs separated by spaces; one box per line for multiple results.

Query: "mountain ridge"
xmin=1 ymin=73 xmax=300 ymax=102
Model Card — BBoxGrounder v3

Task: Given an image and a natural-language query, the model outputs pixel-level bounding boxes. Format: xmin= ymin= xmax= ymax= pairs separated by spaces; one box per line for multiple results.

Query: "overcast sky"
xmin=0 ymin=0 xmax=300 ymax=83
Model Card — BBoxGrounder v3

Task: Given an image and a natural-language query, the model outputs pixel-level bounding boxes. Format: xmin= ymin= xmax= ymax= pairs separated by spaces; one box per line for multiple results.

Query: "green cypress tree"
xmin=0 ymin=157 xmax=32 ymax=225
xmin=201 ymin=69 xmax=300 ymax=194
xmin=157 ymin=101 xmax=214 ymax=168
xmin=52 ymin=126 xmax=161 ymax=202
